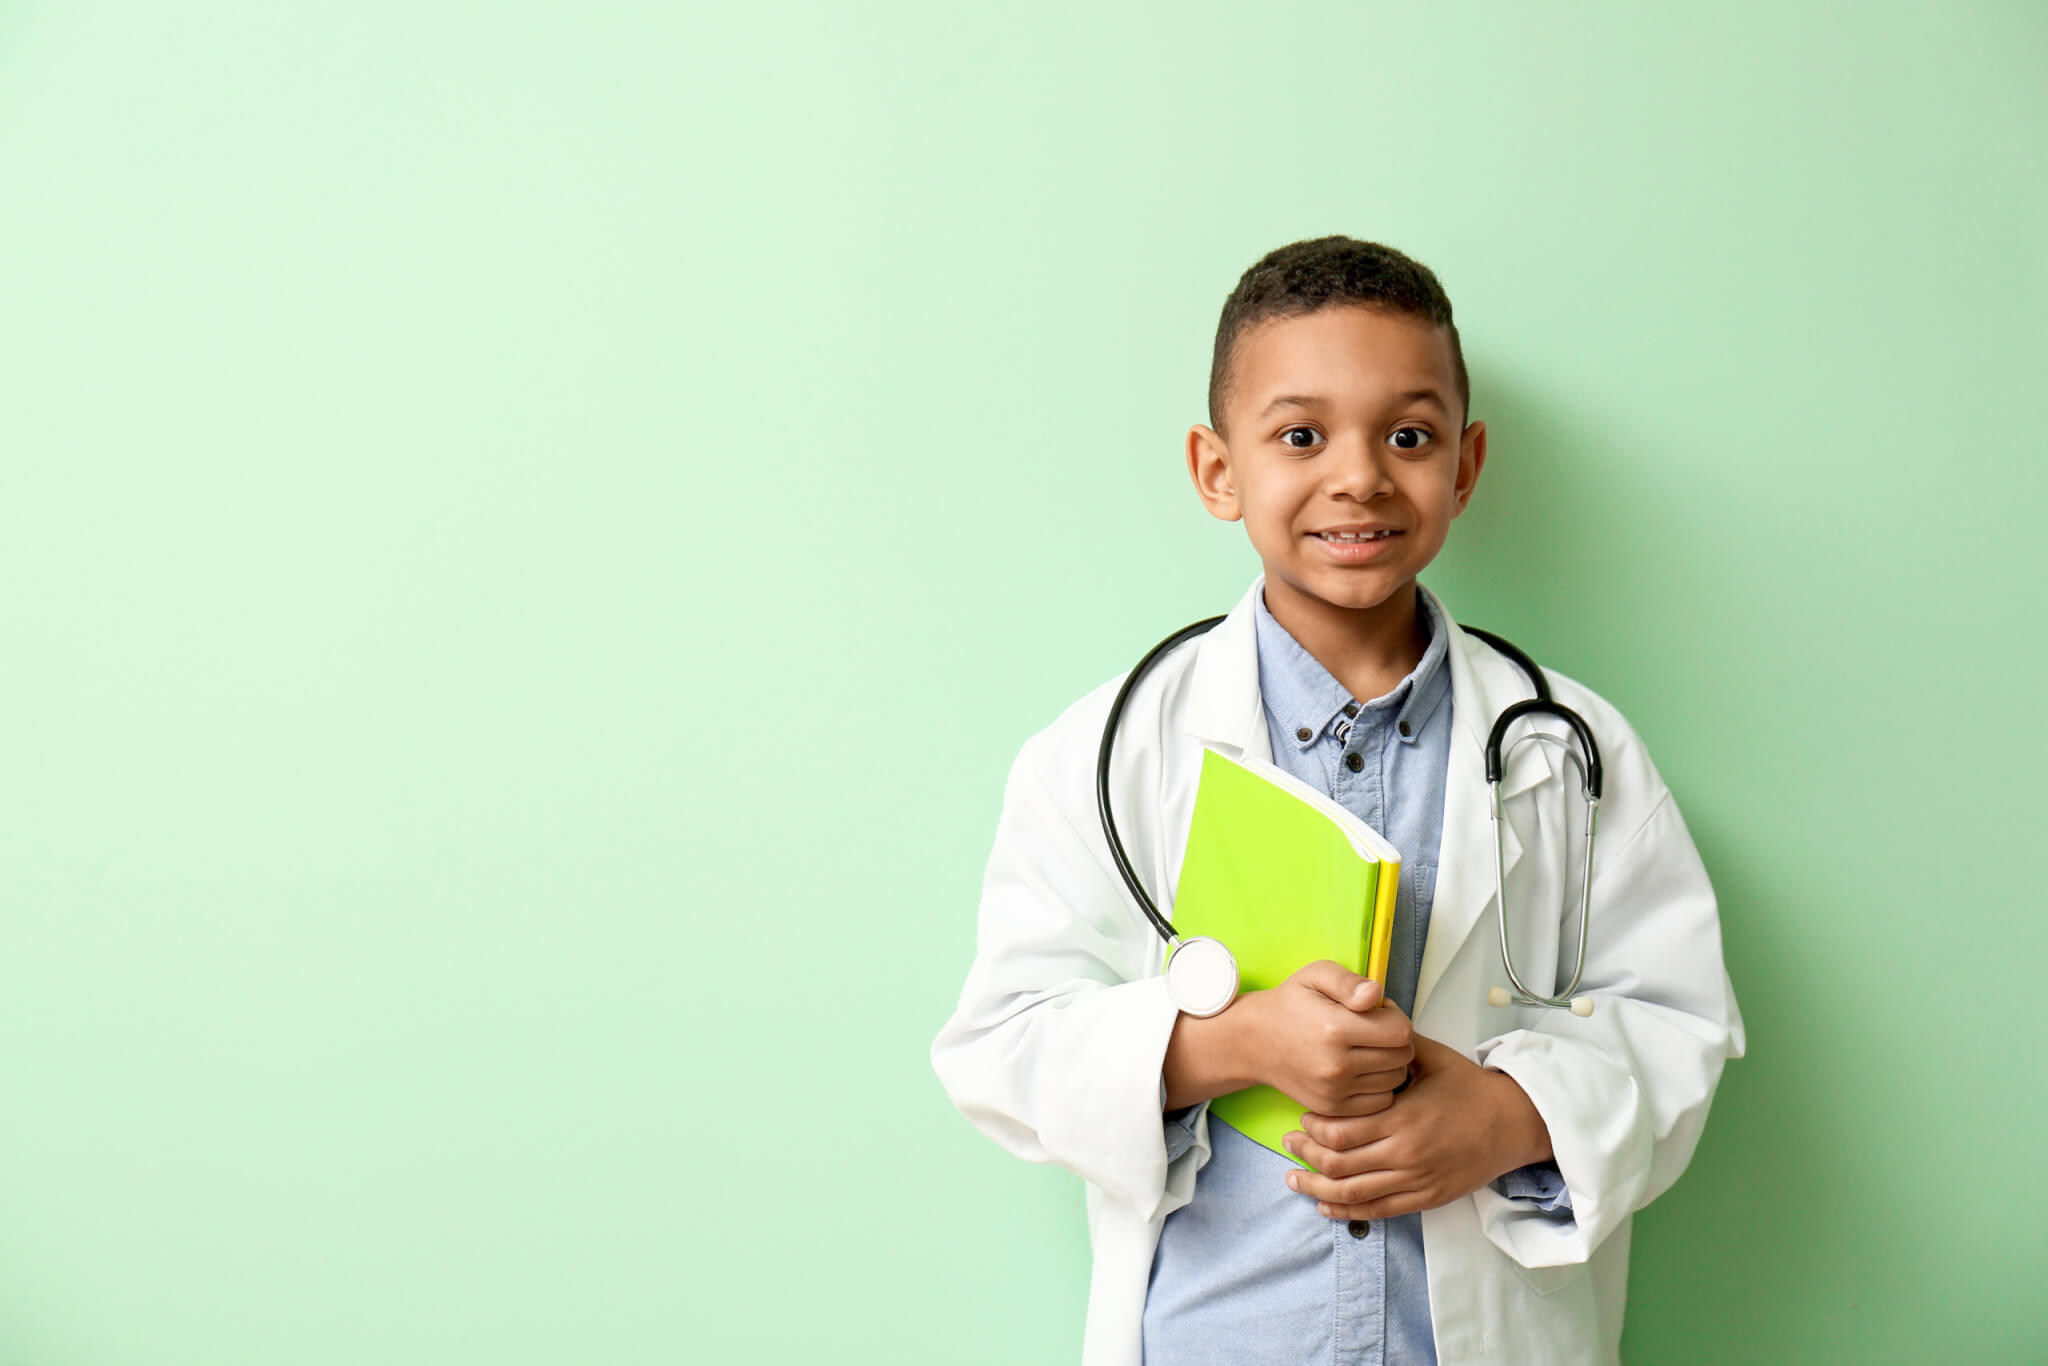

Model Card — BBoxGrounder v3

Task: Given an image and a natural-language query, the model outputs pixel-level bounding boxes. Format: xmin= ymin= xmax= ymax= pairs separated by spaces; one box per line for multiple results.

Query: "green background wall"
xmin=4 ymin=2 xmax=2042 ymax=1361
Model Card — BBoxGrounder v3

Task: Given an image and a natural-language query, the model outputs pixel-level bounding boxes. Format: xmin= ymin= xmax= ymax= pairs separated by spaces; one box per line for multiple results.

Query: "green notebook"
xmin=1172 ymin=742 xmax=1402 ymax=1168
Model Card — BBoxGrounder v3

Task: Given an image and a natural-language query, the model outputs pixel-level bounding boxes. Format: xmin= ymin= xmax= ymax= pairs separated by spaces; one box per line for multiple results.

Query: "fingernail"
xmin=1286 ymin=1172 xmax=1300 ymax=1191
xmin=1317 ymin=1203 xmax=1332 ymax=1217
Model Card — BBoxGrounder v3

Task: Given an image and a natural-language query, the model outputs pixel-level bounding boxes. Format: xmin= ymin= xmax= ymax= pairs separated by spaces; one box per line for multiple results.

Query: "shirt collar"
xmin=1252 ymin=581 xmax=1453 ymax=750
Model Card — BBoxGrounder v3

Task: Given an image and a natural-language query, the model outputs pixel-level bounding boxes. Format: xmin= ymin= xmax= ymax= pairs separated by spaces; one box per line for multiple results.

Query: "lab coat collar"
xmin=1180 ymin=570 xmax=1560 ymax=1015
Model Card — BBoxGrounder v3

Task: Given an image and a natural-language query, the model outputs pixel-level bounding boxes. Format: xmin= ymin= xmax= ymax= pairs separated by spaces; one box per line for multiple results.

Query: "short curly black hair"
xmin=1208 ymin=236 xmax=1469 ymax=438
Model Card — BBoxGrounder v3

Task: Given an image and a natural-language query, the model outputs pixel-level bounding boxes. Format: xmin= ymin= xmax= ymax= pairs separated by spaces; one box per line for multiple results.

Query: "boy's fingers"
xmin=1318 ymin=1089 xmax=1396 ymax=1118
xmin=1301 ymin=1107 xmax=1396 ymax=1149
xmin=1334 ymin=1089 xmax=1397 ymax=1120
xmin=1346 ymin=1065 xmax=1412 ymax=1094
xmin=1313 ymin=1190 xmax=1427 ymax=1222
xmin=1323 ymin=1050 xmax=1411 ymax=1088
xmin=1281 ymin=1130 xmax=1350 ymax=1177
xmin=1283 ymin=1127 xmax=1396 ymax=1180
xmin=1331 ymin=1008 xmax=1414 ymax=1053
xmin=1292 ymin=959 xmax=1375 ymax=1010
xmin=1287 ymin=1161 xmax=1413 ymax=1209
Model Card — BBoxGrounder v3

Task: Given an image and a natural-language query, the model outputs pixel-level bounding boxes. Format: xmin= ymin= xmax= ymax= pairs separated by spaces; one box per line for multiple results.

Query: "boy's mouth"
xmin=1308 ymin=526 xmax=1405 ymax=563
xmin=1310 ymin=529 xmax=1401 ymax=543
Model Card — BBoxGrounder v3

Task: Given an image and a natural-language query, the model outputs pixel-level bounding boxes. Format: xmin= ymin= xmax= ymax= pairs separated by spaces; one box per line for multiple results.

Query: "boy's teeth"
xmin=1320 ymin=531 xmax=1393 ymax=542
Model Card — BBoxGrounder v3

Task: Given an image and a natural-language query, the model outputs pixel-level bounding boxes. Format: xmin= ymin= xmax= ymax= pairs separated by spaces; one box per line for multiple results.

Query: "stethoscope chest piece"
xmin=1164 ymin=936 xmax=1238 ymax=1018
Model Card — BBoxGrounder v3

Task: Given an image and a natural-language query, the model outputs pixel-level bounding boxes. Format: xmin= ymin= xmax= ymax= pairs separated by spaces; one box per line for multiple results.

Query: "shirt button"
xmin=1348 ymin=1219 xmax=1370 ymax=1238
xmin=1345 ymin=752 xmax=1364 ymax=772
xmin=1343 ymin=702 xmax=1359 ymax=717
xmin=1295 ymin=727 xmax=1313 ymax=742
xmin=1398 ymin=720 xmax=1411 ymax=737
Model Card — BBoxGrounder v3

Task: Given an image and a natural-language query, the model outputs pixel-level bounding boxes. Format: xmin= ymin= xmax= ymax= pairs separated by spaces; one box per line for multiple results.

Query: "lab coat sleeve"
xmin=1470 ymin=769 xmax=1746 ymax=1268
xmin=930 ymin=732 xmax=1185 ymax=1221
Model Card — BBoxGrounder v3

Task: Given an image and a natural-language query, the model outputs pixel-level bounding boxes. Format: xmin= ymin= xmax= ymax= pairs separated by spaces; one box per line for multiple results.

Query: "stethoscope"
xmin=1095 ymin=613 xmax=1602 ymax=1021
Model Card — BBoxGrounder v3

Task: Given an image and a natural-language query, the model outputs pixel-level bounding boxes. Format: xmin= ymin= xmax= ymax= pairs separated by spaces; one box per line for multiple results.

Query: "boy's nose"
xmin=1327 ymin=437 xmax=1396 ymax=497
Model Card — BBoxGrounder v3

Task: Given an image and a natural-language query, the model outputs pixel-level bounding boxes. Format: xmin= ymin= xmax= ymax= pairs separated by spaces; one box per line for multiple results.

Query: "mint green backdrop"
xmin=3 ymin=3 xmax=2042 ymax=1362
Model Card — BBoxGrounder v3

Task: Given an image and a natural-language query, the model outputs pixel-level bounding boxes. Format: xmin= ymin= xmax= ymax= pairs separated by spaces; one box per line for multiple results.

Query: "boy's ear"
xmin=1451 ymin=419 xmax=1488 ymax=516
xmin=1187 ymin=424 xmax=1242 ymax=521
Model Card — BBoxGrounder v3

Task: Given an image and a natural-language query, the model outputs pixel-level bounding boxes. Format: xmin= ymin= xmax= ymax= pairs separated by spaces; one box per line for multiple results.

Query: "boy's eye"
xmin=1390 ymin=426 xmax=1431 ymax=450
xmin=1280 ymin=426 xmax=1321 ymax=449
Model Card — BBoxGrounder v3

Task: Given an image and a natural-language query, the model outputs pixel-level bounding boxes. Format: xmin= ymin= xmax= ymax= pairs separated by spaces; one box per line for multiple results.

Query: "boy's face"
xmin=1187 ymin=304 xmax=1486 ymax=625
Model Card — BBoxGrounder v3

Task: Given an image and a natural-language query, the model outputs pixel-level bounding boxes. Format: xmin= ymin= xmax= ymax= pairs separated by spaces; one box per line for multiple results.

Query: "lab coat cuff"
xmin=1030 ymin=973 xmax=1188 ymax=1220
xmin=1474 ymin=1030 xmax=1651 ymax=1265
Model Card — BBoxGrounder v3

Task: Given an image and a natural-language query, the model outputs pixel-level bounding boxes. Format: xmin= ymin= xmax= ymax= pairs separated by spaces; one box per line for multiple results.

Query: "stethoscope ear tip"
xmin=1488 ymin=985 xmax=1597 ymax=1016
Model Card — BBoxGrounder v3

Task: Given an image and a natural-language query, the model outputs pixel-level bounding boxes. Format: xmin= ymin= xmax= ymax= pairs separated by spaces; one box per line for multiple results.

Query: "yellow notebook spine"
xmin=1365 ymin=856 xmax=1399 ymax=987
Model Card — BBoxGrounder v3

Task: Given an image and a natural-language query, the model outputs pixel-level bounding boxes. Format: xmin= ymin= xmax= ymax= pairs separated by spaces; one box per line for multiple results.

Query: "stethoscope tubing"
xmin=1093 ymin=612 xmax=1224 ymax=948
xmin=1095 ymin=609 xmax=1604 ymax=1014
xmin=1489 ymin=729 xmax=1600 ymax=1011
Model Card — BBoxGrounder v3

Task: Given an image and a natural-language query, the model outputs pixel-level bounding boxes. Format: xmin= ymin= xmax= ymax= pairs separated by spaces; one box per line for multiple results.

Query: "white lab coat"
xmin=930 ymin=572 xmax=1745 ymax=1366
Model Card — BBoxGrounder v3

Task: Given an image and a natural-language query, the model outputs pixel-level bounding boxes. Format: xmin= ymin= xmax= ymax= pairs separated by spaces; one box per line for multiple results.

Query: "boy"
xmin=931 ymin=236 xmax=1744 ymax=1366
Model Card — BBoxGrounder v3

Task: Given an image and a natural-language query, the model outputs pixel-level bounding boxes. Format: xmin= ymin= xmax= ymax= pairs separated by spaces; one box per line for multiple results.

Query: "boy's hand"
xmin=1277 ymin=1034 xmax=1554 ymax=1220
xmin=1239 ymin=960 xmax=1415 ymax=1118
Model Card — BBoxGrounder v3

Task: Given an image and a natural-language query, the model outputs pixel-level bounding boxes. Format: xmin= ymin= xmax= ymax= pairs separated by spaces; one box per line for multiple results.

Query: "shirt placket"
xmin=1325 ymin=695 xmax=1397 ymax=1366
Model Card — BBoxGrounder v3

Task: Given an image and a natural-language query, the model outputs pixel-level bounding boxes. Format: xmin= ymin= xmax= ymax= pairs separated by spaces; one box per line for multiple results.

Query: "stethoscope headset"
xmin=1095 ymin=612 xmax=1601 ymax=1020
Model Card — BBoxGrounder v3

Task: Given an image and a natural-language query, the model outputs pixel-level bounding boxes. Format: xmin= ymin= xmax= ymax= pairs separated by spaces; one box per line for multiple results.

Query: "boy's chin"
xmin=1263 ymin=559 xmax=1416 ymax=613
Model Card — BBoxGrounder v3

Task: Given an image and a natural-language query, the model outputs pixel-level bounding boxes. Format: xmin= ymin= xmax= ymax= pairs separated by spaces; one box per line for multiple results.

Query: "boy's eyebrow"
xmin=1258 ymin=394 xmax=1325 ymax=418
xmin=1257 ymin=389 xmax=1449 ymax=419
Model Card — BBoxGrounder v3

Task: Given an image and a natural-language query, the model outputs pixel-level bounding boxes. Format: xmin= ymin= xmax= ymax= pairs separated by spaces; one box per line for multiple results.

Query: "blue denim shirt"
xmin=1144 ymin=581 xmax=1570 ymax=1365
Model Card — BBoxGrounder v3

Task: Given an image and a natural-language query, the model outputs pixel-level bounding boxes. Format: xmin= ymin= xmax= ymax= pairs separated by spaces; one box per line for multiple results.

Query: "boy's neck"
xmin=1261 ymin=574 xmax=1430 ymax=705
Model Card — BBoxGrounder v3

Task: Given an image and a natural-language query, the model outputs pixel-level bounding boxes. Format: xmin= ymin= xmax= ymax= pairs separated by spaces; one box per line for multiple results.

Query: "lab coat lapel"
xmin=1178 ymin=575 xmax=1273 ymax=765
xmin=1413 ymin=591 xmax=1557 ymax=1015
